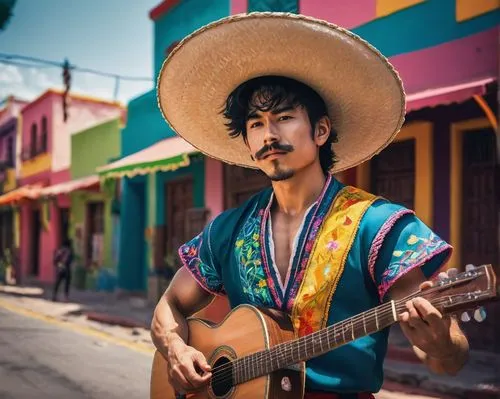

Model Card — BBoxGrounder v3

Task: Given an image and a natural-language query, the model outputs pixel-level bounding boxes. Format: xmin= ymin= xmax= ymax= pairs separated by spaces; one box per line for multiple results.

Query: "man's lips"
xmin=262 ymin=151 xmax=287 ymax=159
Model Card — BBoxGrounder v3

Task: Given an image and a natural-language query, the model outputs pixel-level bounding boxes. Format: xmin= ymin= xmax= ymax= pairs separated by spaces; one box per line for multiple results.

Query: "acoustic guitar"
xmin=150 ymin=264 xmax=498 ymax=399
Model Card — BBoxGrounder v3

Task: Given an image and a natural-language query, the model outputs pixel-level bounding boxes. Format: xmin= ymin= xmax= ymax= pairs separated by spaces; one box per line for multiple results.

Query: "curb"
xmin=84 ymin=311 xmax=150 ymax=329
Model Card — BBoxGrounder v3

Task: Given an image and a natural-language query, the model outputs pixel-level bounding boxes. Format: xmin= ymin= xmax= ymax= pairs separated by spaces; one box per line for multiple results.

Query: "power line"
xmin=0 ymin=52 xmax=153 ymax=81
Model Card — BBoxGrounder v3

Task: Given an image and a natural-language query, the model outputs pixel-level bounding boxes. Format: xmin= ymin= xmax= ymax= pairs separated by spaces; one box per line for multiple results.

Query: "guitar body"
xmin=150 ymin=305 xmax=305 ymax=399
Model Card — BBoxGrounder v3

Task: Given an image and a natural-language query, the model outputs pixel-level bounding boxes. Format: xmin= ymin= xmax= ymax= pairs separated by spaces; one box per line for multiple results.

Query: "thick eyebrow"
xmin=246 ymin=105 xmax=295 ymax=121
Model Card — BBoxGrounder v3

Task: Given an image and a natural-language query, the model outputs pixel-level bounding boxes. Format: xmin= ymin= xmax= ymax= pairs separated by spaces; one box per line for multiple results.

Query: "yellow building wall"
xmin=21 ymin=153 xmax=52 ymax=179
xmin=356 ymin=121 xmax=434 ymax=227
xmin=376 ymin=0 xmax=426 ymax=18
xmin=456 ymin=0 xmax=499 ymax=22
xmin=3 ymin=168 xmax=17 ymax=192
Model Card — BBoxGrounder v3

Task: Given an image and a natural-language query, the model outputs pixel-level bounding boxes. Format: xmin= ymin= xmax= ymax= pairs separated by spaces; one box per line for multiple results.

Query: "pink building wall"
xmin=231 ymin=0 xmax=247 ymax=14
xmin=204 ymin=158 xmax=224 ymax=220
xmin=18 ymin=90 xmax=124 ymax=284
xmin=300 ymin=0 xmax=376 ymax=29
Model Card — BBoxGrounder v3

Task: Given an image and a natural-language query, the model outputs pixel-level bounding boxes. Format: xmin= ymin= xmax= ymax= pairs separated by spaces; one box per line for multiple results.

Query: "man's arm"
xmin=151 ymin=267 xmax=214 ymax=358
xmin=150 ymin=267 xmax=216 ymax=393
xmin=389 ymin=267 xmax=469 ymax=375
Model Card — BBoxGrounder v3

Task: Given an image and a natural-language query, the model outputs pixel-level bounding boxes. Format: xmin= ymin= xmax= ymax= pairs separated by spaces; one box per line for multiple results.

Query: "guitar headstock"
xmin=419 ymin=264 xmax=499 ymax=322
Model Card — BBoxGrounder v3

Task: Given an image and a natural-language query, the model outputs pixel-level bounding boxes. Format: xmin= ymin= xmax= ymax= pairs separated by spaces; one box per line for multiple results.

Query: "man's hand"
xmin=165 ymin=334 xmax=212 ymax=394
xmin=390 ymin=268 xmax=469 ymax=375
xmin=399 ymin=281 xmax=455 ymax=359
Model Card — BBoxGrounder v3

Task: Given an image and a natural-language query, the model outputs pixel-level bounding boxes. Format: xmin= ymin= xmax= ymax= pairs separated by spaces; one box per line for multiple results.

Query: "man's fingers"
xmin=193 ymin=352 xmax=212 ymax=373
xmin=419 ymin=281 xmax=433 ymax=291
xmin=171 ymin=367 xmax=191 ymax=392
xmin=406 ymin=300 xmax=427 ymax=329
xmin=413 ymin=297 xmax=443 ymax=326
xmin=181 ymin=358 xmax=211 ymax=388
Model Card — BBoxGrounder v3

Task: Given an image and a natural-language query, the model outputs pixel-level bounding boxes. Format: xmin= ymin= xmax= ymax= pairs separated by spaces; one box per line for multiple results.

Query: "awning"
xmin=0 ymin=186 xmax=41 ymax=206
xmin=35 ymin=175 xmax=100 ymax=198
xmin=97 ymin=136 xmax=197 ymax=180
xmin=406 ymin=77 xmax=495 ymax=112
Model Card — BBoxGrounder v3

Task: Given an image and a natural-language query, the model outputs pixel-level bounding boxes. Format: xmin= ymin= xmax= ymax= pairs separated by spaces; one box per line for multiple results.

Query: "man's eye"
xmin=250 ymin=122 xmax=262 ymax=129
xmin=279 ymin=115 xmax=292 ymax=121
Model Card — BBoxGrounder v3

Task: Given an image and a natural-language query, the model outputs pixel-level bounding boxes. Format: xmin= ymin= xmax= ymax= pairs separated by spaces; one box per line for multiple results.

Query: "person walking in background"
xmin=52 ymin=238 xmax=74 ymax=302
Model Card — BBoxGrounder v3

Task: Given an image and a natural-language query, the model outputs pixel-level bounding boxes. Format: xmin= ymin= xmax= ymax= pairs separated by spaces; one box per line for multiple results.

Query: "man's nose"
xmin=263 ymin=122 xmax=280 ymax=145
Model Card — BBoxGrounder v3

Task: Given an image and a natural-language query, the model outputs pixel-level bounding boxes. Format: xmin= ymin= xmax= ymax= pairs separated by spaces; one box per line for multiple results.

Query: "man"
xmin=52 ymin=238 xmax=74 ymax=302
xmin=151 ymin=13 xmax=469 ymax=398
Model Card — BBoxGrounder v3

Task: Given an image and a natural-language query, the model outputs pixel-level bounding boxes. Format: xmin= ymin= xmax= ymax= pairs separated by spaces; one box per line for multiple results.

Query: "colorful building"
xmin=69 ymin=118 xmax=122 ymax=290
xmin=100 ymin=0 xmax=231 ymax=298
xmin=0 ymin=96 xmax=28 ymax=281
xmin=99 ymin=0 xmax=498 ymax=332
xmin=0 ymin=89 xmax=125 ymax=285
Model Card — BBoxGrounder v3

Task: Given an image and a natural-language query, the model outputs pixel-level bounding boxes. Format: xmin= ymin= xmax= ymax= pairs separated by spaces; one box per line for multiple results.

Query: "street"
xmin=0 ymin=306 xmax=152 ymax=399
xmin=0 ymin=302 xmax=447 ymax=399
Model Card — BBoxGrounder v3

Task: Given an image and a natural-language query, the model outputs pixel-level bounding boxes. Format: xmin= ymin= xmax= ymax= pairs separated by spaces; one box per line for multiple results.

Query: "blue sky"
xmin=0 ymin=0 xmax=160 ymax=104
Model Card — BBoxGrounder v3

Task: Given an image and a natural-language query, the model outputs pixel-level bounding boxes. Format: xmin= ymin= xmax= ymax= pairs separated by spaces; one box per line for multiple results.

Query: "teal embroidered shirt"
xmin=180 ymin=176 xmax=452 ymax=393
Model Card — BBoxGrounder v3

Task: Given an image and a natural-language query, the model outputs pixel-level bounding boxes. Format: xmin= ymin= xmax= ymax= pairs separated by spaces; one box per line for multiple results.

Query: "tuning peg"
xmin=466 ymin=264 xmax=476 ymax=272
xmin=474 ymin=307 xmax=487 ymax=322
xmin=460 ymin=312 xmax=471 ymax=322
xmin=438 ymin=272 xmax=448 ymax=281
xmin=447 ymin=268 xmax=458 ymax=278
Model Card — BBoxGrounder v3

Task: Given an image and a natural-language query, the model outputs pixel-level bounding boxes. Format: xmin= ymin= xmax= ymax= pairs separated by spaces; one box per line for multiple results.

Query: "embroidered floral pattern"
xmin=377 ymin=232 xmax=451 ymax=300
xmin=179 ymin=232 xmax=224 ymax=295
xmin=234 ymin=210 xmax=274 ymax=307
xmin=292 ymin=187 xmax=377 ymax=337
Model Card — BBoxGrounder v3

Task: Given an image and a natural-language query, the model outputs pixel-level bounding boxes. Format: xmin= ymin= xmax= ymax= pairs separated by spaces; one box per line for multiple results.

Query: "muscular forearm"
xmin=150 ymin=295 xmax=189 ymax=358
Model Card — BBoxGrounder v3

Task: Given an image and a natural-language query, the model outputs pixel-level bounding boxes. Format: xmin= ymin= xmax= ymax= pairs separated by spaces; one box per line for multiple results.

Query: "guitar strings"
xmin=210 ymin=269 xmax=459 ymax=378
xmin=209 ymin=295 xmax=456 ymax=386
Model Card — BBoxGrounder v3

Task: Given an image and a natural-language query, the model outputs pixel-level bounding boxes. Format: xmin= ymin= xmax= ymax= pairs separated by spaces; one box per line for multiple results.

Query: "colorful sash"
xmin=292 ymin=186 xmax=378 ymax=336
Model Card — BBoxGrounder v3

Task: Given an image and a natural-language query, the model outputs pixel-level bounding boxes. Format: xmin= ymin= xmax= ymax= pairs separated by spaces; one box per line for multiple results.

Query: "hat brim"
xmin=157 ymin=12 xmax=406 ymax=173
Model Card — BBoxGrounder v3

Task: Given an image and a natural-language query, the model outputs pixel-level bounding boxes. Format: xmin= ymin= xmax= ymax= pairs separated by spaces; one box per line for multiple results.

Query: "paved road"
xmin=0 ymin=306 xmax=153 ymax=399
xmin=0 ymin=304 xmax=443 ymax=399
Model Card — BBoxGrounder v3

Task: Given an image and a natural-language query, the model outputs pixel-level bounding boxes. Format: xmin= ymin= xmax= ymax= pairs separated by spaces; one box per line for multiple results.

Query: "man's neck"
xmin=271 ymin=163 xmax=327 ymax=216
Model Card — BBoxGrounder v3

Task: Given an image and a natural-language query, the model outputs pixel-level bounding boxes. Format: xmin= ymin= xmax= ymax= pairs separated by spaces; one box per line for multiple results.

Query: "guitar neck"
xmin=233 ymin=297 xmax=413 ymax=384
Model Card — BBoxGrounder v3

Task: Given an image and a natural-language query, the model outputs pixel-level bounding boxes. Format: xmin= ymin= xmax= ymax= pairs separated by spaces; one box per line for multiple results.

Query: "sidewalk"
xmin=1 ymin=283 xmax=499 ymax=398
xmin=386 ymin=326 xmax=500 ymax=398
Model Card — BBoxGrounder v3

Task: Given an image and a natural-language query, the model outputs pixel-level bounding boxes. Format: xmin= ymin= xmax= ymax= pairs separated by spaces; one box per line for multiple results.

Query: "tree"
xmin=0 ymin=0 xmax=16 ymax=32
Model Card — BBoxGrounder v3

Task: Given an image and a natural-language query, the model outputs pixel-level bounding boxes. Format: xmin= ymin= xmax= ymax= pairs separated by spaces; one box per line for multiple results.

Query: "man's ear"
xmin=314 ymin=116 xmax=331 ymax=146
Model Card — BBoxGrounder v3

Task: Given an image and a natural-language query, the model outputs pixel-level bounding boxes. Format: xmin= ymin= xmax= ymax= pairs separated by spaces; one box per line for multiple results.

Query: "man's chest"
xmin=270 ymin=212 xmax=306 ymax=286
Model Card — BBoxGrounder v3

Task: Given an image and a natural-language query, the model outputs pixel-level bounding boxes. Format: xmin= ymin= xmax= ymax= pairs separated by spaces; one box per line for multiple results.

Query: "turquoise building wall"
xmin=118 ymin=0 xmax=230 ymax=292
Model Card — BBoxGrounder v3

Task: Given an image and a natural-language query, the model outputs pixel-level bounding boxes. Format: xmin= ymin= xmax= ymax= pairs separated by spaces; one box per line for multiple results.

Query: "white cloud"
xmin=0 ymin=65 xmax=24 ymax=84
xmin=0 ymin=63 xmax=153 ymax=105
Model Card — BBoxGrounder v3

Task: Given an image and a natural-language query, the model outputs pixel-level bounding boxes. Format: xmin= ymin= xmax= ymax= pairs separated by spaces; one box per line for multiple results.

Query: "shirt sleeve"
xmin=178 ymin=221 xmax=225 ymax=296
xmin=367 ymin=206 xmax=452 ymax=301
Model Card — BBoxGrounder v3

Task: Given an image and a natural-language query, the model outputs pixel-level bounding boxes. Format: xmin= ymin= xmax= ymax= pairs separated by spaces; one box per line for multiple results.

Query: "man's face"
xmin=244 ymin=97 xmax=329 ymax=181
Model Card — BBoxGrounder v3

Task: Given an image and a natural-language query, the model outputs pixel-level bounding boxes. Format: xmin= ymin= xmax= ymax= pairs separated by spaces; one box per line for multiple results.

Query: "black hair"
xmin=223 ymin=75 xmax=338 ymax=173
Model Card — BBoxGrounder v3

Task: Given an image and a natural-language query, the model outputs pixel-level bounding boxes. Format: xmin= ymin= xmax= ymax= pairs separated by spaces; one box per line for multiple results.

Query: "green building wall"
xmin=69 ymin=118 xmax=121 ymax=289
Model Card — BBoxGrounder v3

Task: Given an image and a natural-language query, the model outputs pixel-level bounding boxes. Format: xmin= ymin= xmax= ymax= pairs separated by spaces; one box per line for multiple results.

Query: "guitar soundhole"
xmin=211 ymin=356 xmax=234 ymax=397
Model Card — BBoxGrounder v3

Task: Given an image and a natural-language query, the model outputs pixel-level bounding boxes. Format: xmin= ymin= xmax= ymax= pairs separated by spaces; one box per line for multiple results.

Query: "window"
xmin=41 ymin=116 xmax=48 ymax=153
xmin=87 ymin=202 xmax=105 ymax=266
xmin=30 ymin=123 xmax=37 ymax=158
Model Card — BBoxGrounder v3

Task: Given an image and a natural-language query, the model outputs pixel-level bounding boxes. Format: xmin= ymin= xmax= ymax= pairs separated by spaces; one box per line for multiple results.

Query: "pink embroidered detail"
xmin=326 ymin=240 xmax=339 ymax=251
xmin=260 ymin=193 xmax=282 ymax=308
xmin=367 ymin=209 xmax=414 ymax=283
xmin=377 ymin=244 xmax=452 ymax=301
xmin=178 ymin=243 xmax=225 ymax=297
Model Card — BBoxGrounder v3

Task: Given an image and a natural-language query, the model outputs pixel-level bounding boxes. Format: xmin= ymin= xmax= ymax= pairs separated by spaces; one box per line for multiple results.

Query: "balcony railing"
xmin=0 ymin=158 xmax=14 ymax=170
xmin=21 ymin=144 xmax=47 ymax=161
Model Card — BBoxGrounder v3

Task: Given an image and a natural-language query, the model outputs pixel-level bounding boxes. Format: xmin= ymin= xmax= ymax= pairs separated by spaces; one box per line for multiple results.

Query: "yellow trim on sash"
xmin=292 ymin=186 xmax=378 ymax=337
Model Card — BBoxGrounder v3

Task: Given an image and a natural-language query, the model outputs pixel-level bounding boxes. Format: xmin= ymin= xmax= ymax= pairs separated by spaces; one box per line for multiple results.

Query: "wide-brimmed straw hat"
xmin=157 ymin=12 xmax=406 ymax=173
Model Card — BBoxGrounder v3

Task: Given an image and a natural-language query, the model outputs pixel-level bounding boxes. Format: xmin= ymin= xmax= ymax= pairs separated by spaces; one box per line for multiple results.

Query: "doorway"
xmin=31 ymin=210 xmax=41 ymax=276
xmin=165 ymin=177 xmax=194 ymax=270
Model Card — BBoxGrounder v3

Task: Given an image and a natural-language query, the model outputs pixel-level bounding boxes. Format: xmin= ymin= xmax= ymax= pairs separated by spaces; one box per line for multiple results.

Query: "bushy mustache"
xmin=254 ymin=142 xmax=294 ymax=160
